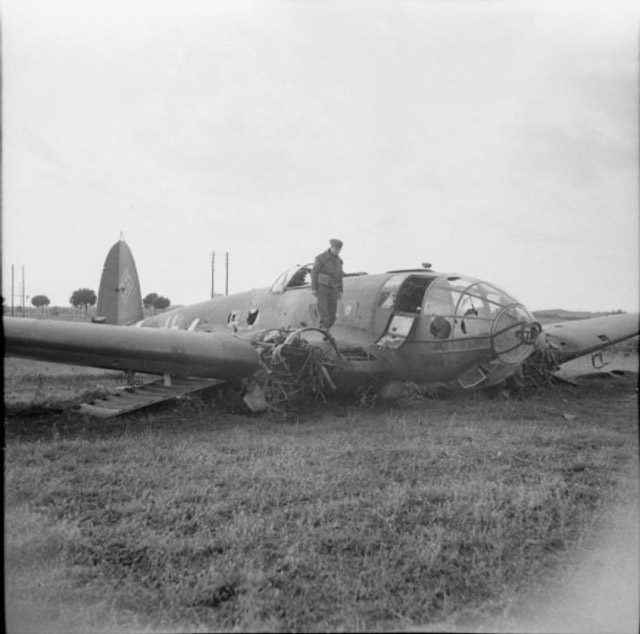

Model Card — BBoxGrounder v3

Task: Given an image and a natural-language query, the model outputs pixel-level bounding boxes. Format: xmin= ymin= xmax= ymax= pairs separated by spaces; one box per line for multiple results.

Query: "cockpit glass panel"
xmin=271 ymin=263 xmax=314 ymax=293
xmin=424 ymin=276 xmax=523 ymax=339
xmin=423 ymin=284 xmax=457 ymax=316
xmin=455 ymin=292 xmax=492 ymax=320
xmin=377 ymin=275 xmax=406 ymax=309
xmin=286 ymin=264 xmax=312 ymax=289
xmin=445 ymin=276 xmax=476 ymax=292
xmin=469 ymin=282 xmax=518 ymax=308
xmin=270 ymin=271 xmax=288 ymax=294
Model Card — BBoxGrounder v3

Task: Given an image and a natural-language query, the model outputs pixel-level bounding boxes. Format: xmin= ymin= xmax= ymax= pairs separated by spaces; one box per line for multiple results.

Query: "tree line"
xmin=28 ymin=289 xmax=171 ymax=312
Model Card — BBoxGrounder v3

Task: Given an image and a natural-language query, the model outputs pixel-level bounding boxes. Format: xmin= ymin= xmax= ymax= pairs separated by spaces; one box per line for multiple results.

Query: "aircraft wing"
xmin=4 ymin=317 xmax=260 ymax=380
xmin=539 ymin=312 xmax=639 ymax=364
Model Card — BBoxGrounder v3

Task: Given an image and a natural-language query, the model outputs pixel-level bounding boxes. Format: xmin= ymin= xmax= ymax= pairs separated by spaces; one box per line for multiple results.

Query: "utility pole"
xmin=11 ymin=264 xmax=14 ymax=316
xmin=225 ymin=252 xmax=229 ymax=296
xmin=22 ymin=265 xmax=26 ymax=316
xmin=211 ymin=251 xmax=215 ymax=299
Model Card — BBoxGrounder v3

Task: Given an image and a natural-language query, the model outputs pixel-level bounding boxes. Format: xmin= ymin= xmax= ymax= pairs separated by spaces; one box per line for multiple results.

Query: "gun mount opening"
xmin=270 ymin=264 xmax=313 ymax=294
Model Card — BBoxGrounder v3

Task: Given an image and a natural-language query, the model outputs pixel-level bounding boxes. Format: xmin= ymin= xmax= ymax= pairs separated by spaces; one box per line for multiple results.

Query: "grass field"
xmin=4 ymin=350 xmax=639 ymax=633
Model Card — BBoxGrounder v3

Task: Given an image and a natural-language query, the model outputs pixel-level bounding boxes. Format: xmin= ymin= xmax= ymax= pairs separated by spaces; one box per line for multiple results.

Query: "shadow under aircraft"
xmin=5 ymin=240 xmax=639 ymax=415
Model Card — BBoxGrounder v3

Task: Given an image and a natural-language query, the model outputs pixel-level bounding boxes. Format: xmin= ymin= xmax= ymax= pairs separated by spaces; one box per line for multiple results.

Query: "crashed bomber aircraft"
xmin=5 ymin=239 xmax=639 ymax=413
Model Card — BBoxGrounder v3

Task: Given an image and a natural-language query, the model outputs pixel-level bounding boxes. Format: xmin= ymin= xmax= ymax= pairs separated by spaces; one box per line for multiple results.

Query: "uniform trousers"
xmin=317 ymin=287 xmax=339 ymax=330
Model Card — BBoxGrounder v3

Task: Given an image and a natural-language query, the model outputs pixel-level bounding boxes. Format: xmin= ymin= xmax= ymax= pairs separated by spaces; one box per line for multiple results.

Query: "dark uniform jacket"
xmin=311 ymin=250 xmax=344 ymax=293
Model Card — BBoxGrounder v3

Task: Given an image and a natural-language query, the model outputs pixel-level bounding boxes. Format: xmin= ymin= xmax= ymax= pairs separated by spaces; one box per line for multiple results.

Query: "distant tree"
xmin=31 ymin=295 xmax=51 ymax=311
xmin=70 ymin=288 xmax=97 ymax=312
xmin=153 ymin=296 xmax=171 ymax=311
xmin=143 ymin=292 xmax=159 ymax=310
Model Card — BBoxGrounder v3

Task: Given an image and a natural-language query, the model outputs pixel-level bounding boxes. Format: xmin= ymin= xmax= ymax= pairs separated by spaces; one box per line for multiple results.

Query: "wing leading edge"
xmin=4 ymin=317 xmax=260 ymax=380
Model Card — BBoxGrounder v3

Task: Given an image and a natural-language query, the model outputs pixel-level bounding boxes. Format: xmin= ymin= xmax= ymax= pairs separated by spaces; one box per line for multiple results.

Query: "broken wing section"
xmin=539 ymin=313 xmax=639 ymax=364
xmin=4 ymin=317 xmax=260 ymax=380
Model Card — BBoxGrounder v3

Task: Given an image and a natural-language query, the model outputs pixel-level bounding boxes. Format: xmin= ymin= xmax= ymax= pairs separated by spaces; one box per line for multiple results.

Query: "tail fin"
xmin=94 ymin=240 xmax=144 ymax=325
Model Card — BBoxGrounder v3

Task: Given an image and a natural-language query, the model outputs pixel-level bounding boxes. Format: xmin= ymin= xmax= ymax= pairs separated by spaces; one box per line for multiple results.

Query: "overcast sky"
xmin=3 ymin=0 xmax=639 ymax=312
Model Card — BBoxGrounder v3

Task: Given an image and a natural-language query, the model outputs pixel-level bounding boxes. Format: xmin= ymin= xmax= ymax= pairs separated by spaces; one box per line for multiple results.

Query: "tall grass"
xmin=5 ymin=368 xmax=638 ymax=632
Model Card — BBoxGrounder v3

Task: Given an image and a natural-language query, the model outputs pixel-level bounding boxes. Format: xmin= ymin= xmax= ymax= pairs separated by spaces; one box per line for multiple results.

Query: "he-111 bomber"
xmin=5 ymin=240 xmax=638 ymax=416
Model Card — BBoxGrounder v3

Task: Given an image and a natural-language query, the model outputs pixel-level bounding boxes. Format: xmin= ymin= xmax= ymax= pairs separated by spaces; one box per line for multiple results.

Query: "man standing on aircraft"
xmin=312 ymin=238 xmax=344 ymax=331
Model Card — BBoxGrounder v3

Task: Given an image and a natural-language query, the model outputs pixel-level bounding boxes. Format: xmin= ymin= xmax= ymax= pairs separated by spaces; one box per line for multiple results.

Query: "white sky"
xmin=3 ymin=0 xmax=639 ymax=312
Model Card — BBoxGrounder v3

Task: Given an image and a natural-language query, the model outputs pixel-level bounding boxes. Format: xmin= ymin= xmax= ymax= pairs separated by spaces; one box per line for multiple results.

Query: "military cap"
xmin=329 ymin=239 xmax=344 ymax=248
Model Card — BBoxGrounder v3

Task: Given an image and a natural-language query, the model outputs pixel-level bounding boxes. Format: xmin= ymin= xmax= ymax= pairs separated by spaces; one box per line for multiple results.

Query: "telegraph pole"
xmin=11 ymin=264 xmax=14 ymax=316
xmin=211 ymin=251 xmax=215 ymax=299
xmin=225 ymin=252 xmax=229 ymax=296
xmin=22 ymin=265 xmax=26 ymax=315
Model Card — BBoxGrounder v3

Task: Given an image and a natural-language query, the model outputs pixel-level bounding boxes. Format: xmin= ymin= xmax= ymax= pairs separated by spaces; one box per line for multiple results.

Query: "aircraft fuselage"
xmin=5 ymin=241 xmax=637 ymax=404
xmin=138 ymin=265 xmax=540 ymax=390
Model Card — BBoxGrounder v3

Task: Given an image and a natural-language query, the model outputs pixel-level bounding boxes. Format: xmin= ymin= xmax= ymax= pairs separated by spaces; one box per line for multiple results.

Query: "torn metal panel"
xmin=541 ymin=313 xmax=639 ymax=363
xmin=78 ymin=377 xmax=224 ymax=418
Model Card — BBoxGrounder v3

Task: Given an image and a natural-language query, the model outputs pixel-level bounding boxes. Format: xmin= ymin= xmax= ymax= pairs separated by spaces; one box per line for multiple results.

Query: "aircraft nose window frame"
xmin=423 ymin=277 xmax=525 ymax=341
xmin=491 ymin=304 xmax=539 ymax=364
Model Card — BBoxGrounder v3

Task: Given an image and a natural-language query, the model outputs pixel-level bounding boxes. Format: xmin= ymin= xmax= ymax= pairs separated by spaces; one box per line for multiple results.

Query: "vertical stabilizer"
xmin=95 ymin=240 xmax=144 ymax=325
